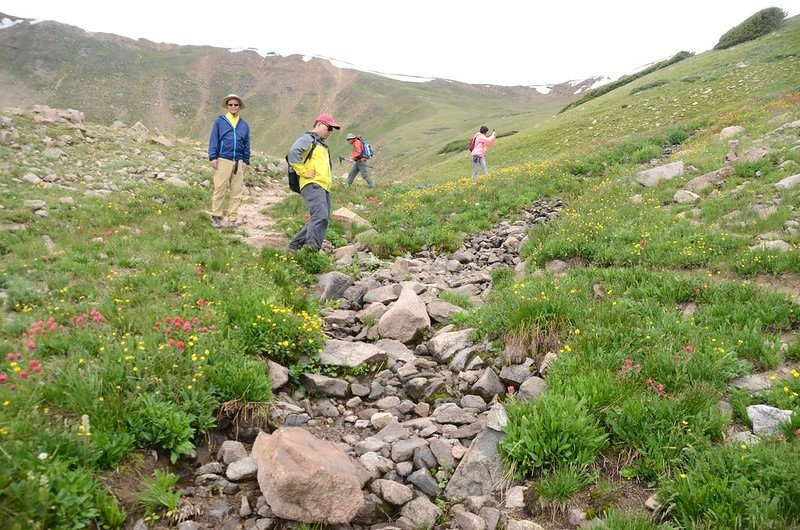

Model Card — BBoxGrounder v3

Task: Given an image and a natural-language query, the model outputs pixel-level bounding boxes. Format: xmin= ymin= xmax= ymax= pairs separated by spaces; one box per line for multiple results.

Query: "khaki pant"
xmin=211 ymin=158 xmax=244 ymax=219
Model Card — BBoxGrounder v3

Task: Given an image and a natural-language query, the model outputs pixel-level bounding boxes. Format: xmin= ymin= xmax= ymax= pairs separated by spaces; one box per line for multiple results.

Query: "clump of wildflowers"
xmin=0 ymin=352 xmax=44 ymax=393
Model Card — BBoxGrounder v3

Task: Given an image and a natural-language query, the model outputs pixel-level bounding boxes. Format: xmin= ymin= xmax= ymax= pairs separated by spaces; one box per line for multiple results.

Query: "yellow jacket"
xmin=288 ymin=132 xmax=333 ymax=192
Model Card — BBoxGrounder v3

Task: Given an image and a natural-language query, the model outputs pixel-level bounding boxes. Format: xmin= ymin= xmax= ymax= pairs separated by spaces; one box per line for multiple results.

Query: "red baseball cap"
xmin=315 ymin=114 xmax=341 ymax=129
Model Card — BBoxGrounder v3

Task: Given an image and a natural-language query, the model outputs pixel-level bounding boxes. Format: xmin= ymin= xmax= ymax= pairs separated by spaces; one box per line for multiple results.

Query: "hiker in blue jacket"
xmin=208 ymin=94 xmax=251 ymax=228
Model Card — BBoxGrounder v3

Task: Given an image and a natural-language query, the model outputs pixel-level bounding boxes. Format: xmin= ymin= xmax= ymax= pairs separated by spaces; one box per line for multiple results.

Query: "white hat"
xmin=222 ymin=94 xmax=244 ymax=109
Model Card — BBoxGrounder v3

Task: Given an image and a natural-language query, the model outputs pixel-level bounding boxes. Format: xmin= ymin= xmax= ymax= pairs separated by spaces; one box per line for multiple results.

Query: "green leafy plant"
xmin=96 ymin=491 xmax=128 ymax=529
xmin=127 ymin=395 xmax=196 ymax=464
xmin=501 ymin=393 xmax=608 ymax=477
xmin=206 ymin=349 xmax=273 ymax=402
xmin=293 ymin=246 xmax=333 ymax=274
xmin=439 ymin=290 xmax=472 ymax=310
xmin=224 ymin=298 xmax=324 ymax=365
xmin=137 ymin=469 xmax=181 ymax=522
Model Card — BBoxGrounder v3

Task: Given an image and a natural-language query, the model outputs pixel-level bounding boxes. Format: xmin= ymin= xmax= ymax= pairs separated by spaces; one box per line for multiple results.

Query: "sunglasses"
xmin=324 ymin=124 xmax=334 ymax=132
xmin=227 ymin=102 xmax=240 ymax=107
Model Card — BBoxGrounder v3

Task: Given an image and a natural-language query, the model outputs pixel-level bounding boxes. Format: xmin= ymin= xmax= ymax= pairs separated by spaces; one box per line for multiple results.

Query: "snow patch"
xmin=589 ymin=76 xmax=612 ymax=90
xmin=532 ymin=85 xmax=552 ymax=95
xmin=1 ymin=16 xmax=25 ymax=29
xmin=229 ymin=47 xmax=433 ymax=83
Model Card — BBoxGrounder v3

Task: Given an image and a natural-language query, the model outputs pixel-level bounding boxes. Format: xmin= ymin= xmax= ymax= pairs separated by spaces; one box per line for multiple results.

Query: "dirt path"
xmin=232 ymin=180 xmax=292 ymax=250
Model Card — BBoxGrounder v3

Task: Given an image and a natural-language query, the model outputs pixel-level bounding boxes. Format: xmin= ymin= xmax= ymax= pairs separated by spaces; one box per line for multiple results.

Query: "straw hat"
xmin=221 ymin=94 xmax=244 ymax=110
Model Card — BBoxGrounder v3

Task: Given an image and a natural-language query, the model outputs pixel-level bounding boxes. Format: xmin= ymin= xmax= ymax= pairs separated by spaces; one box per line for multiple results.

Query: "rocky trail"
xmin=125 ymin=135 xmax=799 ymax=530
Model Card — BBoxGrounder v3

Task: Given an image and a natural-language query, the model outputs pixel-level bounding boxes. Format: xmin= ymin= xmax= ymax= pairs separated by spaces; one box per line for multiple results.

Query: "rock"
xmin=428 ymin=328 xmax=475 ymax=363
xmin=373 ymin=478 xmax=413 ymax=505
xmin=471 ymin=367 xmax=505 ymax=400
xmin=332 ymin=207 xmax=371 ymax=228
xmin=252 ymin=428 xmax=370 ymax=523
xmin=674 ymin=190 xmax=700 ymax=204
xmin=320 ymin=339 xmax=387 ymax=367
xmin=377 ymin=287 xmax=431 ymax=343
xmin=719 ymin=125 xmax=745 ymax=139
xmin=506 ymin=520 xmax=545 ymax=530
xmin=455 ymin=510 xmax=487 ymax=530
xmin=217 ymin=440 xmax=247 ymax=464
xmin=635 ymin=161 xmax=684 ymax=187
xmin=267 ymin=360 xmax=289 ymax=389
xmin=747 ymin=405 xmax=792 ymax=435
xmin=317 ymin=271 xmax=355 ymax=301
xmin=226 ymin=456 xmax=258 ymax=481
xmin=400 ymin=496 xmax=441 ymax=528
xmin=444 ymin=429 xmax=505 ymax=500
xmin=775 ymin=173 xmax=800 ymax=190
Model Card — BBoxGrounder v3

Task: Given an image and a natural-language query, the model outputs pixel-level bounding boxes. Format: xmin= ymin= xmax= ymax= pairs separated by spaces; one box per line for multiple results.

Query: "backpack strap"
xmin=304 ymin=141 xmax=317 ymax=163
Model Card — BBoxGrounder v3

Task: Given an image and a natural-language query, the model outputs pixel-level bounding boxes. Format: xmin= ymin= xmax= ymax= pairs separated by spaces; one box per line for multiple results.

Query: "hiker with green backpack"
xmin=345 ymin=133 xmax=375 ymax=188
xmin=287 ymin=113 xmax=340 ymax=251
xmin=470 ymin=125 xmax=497 ymax=179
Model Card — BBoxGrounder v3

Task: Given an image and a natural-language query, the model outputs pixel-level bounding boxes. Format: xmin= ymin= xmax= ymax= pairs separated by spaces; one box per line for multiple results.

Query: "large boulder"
xmin=252 ymin=428 xmax=370 ymax=523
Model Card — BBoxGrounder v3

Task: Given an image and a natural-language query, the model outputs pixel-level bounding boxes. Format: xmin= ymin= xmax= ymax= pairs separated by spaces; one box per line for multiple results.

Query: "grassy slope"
xmin=333 ymin=16 xmax=799 ymax=260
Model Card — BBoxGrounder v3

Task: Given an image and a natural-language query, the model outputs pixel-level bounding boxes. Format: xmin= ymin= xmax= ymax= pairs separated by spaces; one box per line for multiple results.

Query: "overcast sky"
xmin=2 ymin=1 xmax=798 ymax=86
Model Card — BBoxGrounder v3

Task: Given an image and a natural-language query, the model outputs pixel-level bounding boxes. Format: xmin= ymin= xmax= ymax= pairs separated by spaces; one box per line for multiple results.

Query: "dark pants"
xmin=346 ymin=161 xmax=374 ymax=188
xmin=289 ymin=183 xmax=331 ymax=251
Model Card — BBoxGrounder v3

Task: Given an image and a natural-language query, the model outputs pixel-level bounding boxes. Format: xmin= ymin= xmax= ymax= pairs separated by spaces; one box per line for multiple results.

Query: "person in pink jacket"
xmin=470 ymin=125 xmax=497 ymax=179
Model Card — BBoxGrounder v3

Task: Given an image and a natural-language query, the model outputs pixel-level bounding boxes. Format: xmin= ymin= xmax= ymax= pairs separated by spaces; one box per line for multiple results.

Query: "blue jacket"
xmin=208 ymin=115 xmax=250 ymax=165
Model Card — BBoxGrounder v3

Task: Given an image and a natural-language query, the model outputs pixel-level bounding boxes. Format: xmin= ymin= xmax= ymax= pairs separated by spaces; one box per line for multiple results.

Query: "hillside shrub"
xmin=714 ymin=7 xmax=787 ymax=50
xmin=630 ymin=80 xmax=669 ymax=95
xmin=501 ymin=393 xmax=608 ymax=477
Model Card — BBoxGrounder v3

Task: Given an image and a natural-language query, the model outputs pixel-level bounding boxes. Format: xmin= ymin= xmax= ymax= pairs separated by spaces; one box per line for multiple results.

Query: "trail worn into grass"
xmin=233 ymin=180 xmax=291 ymax=250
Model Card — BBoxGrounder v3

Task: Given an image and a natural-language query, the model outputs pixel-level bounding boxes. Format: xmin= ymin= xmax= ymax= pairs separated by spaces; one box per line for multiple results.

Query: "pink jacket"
xmin=471 ymin=132 xmax=496 ymax=157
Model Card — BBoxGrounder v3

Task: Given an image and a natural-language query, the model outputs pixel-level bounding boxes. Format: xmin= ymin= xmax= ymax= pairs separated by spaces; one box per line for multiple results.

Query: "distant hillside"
xmin=0 ymin=14 xmax=597 ymax=176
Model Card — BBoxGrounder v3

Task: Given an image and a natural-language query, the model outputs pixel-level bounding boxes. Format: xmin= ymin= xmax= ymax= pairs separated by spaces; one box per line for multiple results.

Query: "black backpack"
xmin=286 ymin=139 xmax=317 ymax=193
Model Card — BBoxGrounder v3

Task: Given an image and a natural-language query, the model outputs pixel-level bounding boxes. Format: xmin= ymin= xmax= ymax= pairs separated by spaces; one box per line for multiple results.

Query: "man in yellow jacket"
xmin=287 ymin=114 xmax=341 ymax=251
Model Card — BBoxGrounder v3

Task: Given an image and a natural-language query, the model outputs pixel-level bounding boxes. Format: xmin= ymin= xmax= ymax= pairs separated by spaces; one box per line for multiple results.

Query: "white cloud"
xmin=2 ymin=0 xmax=798 ymax=85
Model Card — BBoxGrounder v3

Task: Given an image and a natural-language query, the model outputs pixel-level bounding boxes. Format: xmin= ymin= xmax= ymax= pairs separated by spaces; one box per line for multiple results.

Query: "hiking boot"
xmin=211 ymin=216 xmax=224 ymax=229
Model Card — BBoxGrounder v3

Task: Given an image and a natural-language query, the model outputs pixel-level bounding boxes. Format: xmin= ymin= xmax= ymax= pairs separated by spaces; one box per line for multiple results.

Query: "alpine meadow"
xmin=0 ymin=8 xmax=799 ymax=530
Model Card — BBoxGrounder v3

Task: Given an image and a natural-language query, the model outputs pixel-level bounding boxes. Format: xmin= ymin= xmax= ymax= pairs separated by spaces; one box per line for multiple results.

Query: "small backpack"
xmin=468 ymin=134 xmax=478 ymax=152
xmin=360 ymin=137 xmax=374 ymax=159
xmin=286 ymin=139 xmax=317 ymax=193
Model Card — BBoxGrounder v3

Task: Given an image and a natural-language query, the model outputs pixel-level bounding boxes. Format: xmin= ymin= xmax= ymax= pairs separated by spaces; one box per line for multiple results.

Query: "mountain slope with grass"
xmin=0 ymin=10 xmax=799 ymax=530
xmin=0 ymin=13 xmax=593 ymax=179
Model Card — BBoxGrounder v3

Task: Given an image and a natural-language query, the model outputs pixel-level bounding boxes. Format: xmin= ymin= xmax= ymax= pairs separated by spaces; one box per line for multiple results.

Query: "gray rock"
xmin=444 ymin=429 xmax=505 ymax=500
xmin=635 ymin=161 xmax=685 ymax=187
